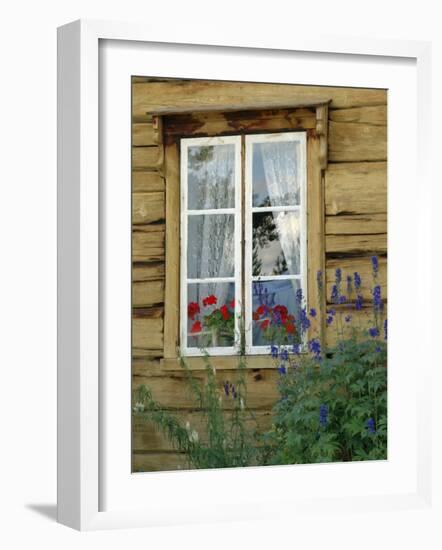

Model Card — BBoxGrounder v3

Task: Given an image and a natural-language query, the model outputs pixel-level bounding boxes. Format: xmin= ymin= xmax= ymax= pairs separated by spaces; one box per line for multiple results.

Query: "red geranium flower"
xmin=259 ymin=319 xmax=270 ymax=331
xmin=187 ymin=301 xmax=200 ymax=320
xmin=252 ymin=311 xmax=260 ymax=321
xmin=229 ymin=300 xmax=235 ymax=309
xmin=256 ymin=305 xmax=266 ymax=317
xmin=220 ymin=305 xmax=230 ymax=320
xmin=190 ymin=321 xmax=202 ymax=334
xmin=274 ymin=304 xmax=288 ymax=316
xmin=203 ymin=294 xmax=217 ymax=307
xmin=285 ymin=322 xmax=296 ymax=334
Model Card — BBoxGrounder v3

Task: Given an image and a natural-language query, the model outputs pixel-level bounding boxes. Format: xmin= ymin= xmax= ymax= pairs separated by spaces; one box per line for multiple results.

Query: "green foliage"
xmin=133 ymin=354 xmax=258 ymax=470
xmin=260 ymin=337 xmax=387 ymax=465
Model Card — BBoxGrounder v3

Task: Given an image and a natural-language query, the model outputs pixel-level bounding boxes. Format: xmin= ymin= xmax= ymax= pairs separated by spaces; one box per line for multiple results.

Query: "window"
xmin=180 ymin=132 xmax=307 ymax=356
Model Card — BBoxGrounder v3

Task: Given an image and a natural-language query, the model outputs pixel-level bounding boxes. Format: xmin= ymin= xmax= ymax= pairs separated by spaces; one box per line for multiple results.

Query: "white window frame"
xmin=244 ymin=132 xmax=308 ymax=355
xmin=180 ymin=135 xmax=242 ymax=356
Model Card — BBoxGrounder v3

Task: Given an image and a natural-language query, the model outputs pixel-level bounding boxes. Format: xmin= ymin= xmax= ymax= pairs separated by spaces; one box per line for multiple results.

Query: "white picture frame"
xmin=57 ymin=19 xmax=434 ymax=531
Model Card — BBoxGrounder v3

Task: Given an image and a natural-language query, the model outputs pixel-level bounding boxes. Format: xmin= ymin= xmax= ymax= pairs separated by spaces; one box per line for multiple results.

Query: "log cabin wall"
xmin=131 ymin=78 xmax=387 ymax=472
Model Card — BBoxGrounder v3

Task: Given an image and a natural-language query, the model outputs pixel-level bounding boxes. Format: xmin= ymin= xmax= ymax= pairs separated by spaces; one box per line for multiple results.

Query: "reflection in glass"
xmin=187 ymin=214 xmax=235 ymax=279
xmin=252 ymin=211 xmax=300 ymax=276
xmin=187 ymin=282 xmax=235 ymax=348
xmin=252 ymin=141 xmax=300 ymax=207
xmin=251 ymin=279 xmax=301 ymax=346
xmin=188 ymin=144 xmax=235 ymax=209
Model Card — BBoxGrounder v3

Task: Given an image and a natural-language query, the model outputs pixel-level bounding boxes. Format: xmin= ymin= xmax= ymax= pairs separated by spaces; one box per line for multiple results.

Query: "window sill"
xmin=161 ymin=355 xmax=279 ymax=371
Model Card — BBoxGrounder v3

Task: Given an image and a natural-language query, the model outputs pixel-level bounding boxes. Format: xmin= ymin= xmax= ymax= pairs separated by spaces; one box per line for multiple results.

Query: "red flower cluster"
xmin=253 ymin=303 xmax=296 ymax=334
xmin=220 ymin=305 xmax=229 ymax=320
xmin=202 ymin=294 xmax=217 ymax=307
xmin=190 ymin=321 xmax=202 ymax=333
xmin=187 ymin=301 xmax=200 ymax=320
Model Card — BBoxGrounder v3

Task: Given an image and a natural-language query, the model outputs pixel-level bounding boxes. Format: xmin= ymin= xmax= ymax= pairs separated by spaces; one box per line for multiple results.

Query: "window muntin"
xmin=180 ymin=132 xmax=307 ymax=356
xmin=245 ymin=132 xmax=307 ymax=354
xmin=180 ymin=136 xmax=242 ymax=356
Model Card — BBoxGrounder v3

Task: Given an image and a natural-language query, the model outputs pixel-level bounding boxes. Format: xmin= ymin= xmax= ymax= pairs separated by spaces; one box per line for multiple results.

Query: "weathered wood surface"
xmin=133 ymin=410 xmax=272 ymax=451
xmin=132 ymin=318 xmax=164 ymax=354
xmin=132 ymin=171 xmax=165 ymax=193
xmin=325 ymin=257 xmax=387 ymax=302
xmin=133 ymin=80 xmax=387 ymax=119
xmin=329 ymin=105 xmax=387 ymax=125
xmin=328 ymin=121 xmax=387 ymax=162
xmin=324 ymin=305 xmax=387 ymax=347
xmin=133 ymin=280 xmax=164 ymax=308
xmin=325 ymin=162 xmax=387 ymax=215
xmin=132 ymin=123 xmax=156 ymax=146
xmin=163 ymin=107 xmax=316 ymax=141
xmin=326 ymin=234 xmax=387 ymax=255
xmin=132 ymin=146 xmax=161 ymax=169
xmin=132 ymin=262 xmax=165 ymax=282
xmin=132 ymin=368 xmax=280 ymax=410
xmin=326 ymin=213 xmax=387 ymax=235
xmin=132 ymin=192 xmax=165 ymax=224
xmin=132 ymin=229 xmax=165 ymax=262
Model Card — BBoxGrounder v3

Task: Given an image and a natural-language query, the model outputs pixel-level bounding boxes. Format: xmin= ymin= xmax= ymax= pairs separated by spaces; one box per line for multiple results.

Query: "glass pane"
xmin=252 ymin=211 xmax=301 ymax=276
xmin=252 ymin=141 xmax=300 ymax=207
xmin=187 ymin=144 xmax=236 ymax=209
xmin=187 ymin=282 xmax=236 ymax=348
xmin=251 ymin=279 xmax=301 ymax=346
xmin=187 ymin=214 xmax=235 ymax=279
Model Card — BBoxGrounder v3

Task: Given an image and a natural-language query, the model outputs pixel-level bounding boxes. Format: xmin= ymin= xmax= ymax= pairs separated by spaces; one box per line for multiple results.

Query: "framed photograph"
xmin=57 ymin=19 xmax=433 ymax=530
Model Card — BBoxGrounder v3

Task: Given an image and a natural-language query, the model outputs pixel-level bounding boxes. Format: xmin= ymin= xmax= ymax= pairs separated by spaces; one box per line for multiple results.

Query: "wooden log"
xmin=132 ymin=146 xmax=161 ymax=169
xmin=132 ymin=451 xmax=186 ymax=472
xmin=325 ymin=162 xmax=387 ymax=215
xmin=329 ymin=105 xmax=387 ymax=125
xmin=132 ymin=123 xmax=156 ymax=146
xmin=326 ymin=234 xmax=387 ymax=255
xmin=161 ymin=355 xmax=282 ymax=371
xmin=132 ymin=192 xmax=165 ymax=224
xmin=325 ymin=213 xmax=387 ymax=235
xmin=163 ymin=107 xmax=316 ymax=141
xmin=132 ymin=306 xmax=164 ymax=319
xmin=132 ymin=357 xmax=163 ymax=377
xmin=132 ymin=262 xmax=165 ymax=282
xmin=132 ymin=368 xmax=280 ymax=410
xmin=132 ymin=171 xmax=165 ymax=193
xmin=325 ymin=256 xmax=387 ymax=302
xmin=132 ymin=230 xmax=165 ymax=262
xmin=132 ymin=410 xmax=272 ymax=452
xmin=133 ymin=80 xmax=387 ymax=119
xmin=132 ymin=280 xmax=165 ymax=308
xmin=328 ymin=121 xmax=387 ymax=162
xmin=132 ymin=318 xmax=163 ymax=352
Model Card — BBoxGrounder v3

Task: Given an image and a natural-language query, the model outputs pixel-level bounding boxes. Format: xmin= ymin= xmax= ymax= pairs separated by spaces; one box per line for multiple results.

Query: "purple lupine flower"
xmin=371 ymin=256 xmax=379 ymax=277
xmin=372 ymin=285 xmax=383 ymax=311
xmin=277 ymin=364 xmax=287 ymax=375
xmin=309 ymin=308 xmax=317 ymax=318
xmin=296 ymin=288 xmax=303 ymax=304
xmin=326 ymin=315 xmax=334 ymax=326
xmin=316 ymin=270 xmax=323 ymax=292
xmin=384 ymin=319 xmax=388 ymax=340
xmin=326 ymin=308 xmax=336 ymax=316
xmin=280 ymin=348 xmax=289 ymax=362
xmin=319 ymin=404 xmax=328 ymax=427
xmin=300 ymin=308 xmax=311 ymax=332
xmin=339 ymin=295 xmax=347 ymax=304
xmin=270 ymin=345 xmax=278 ymax=359
xmin=366 ymin=417 xmax=376 ymax=434
xmin=335 ymin=268 xmax=342 ymax=285
xmin=355 ymin=294 xmax=363 ymax=311
xmin=308 ymin=338 xmax=321 ymax=358
xmin=331 ymin=284 xmax=339 ymax=304
xmin=369 ymin=327 xmax=379 ymax=338
xmin=354 ymin=272 xmax=361 ymax=290
xmin=292 ymin=343 xmax=301 ymax=355
xmin=345 ymin=315 xmax=352 ymax=323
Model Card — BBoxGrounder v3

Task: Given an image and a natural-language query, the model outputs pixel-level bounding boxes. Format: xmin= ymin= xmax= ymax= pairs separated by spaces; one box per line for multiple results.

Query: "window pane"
xmin=187 ymin=214 xmax=235 ymax=279
xmin=187 ymin=282 xmax=236 ymax=348
xmin=188 ymin=144 xmax=236 ymax=209
xmin=252 ymin=141 xmax=300 ymax=207
xmin=252 ymin=211 xmax=301 ymax=276
xmin=251 ymin=279 xmax=301 ymax=346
